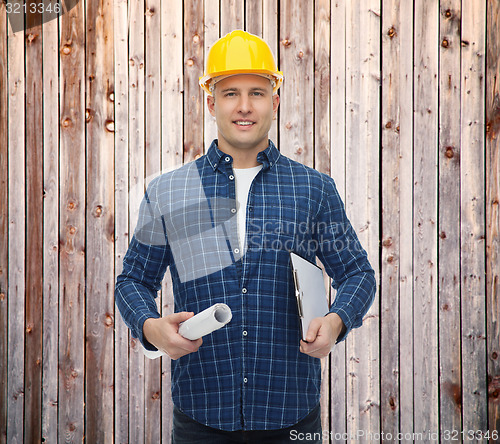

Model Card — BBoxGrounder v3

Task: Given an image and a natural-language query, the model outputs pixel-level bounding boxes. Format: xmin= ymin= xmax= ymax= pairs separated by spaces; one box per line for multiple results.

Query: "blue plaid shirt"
xmin=115 ymin=140 xmax=376 ymax=431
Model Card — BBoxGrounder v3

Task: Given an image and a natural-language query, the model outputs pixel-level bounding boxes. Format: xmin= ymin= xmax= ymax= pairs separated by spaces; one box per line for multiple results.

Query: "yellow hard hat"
xmin=199 ymin=30 xmax=283 ymax=95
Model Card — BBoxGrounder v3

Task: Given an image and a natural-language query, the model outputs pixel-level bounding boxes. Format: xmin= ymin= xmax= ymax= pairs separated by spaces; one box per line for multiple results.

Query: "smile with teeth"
xmin=234 ymin=121 xmax=254 ymax=126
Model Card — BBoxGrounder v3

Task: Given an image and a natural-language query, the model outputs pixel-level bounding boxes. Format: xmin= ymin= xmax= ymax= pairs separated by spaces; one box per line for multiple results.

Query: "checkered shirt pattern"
xmin=115 ymin=139 xmax=376 ymax=431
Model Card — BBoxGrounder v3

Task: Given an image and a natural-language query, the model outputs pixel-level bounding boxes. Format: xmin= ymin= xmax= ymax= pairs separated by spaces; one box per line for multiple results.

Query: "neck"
xmin=218 ymin=141 xmax=268 ymax=168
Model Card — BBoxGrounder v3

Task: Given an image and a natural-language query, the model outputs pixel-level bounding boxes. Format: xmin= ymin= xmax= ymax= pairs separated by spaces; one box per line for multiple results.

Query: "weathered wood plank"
xmin=59 ymin=0 xmax=86 ymax=441
xmin=279 ymin=0 xmax=314 ymax=165
xmin=144 ymin=0 xmax=162 ymax=439
xmin=24 ymin=8 xmax=43 ymax=443
xmin=220 ymin=0 xmax=244 ymax=35
xmin=380 ymin=0 xmax=401 ymax=438
xmin=41 ymin=10 xmax=59 ymax=444
xmin=397 ymin=1 xmax=414 ymax=439
xmin=438 ymin=0 xmax=462 ymax=438
xmin=460 ymin=0 xmax=487 ymax=433
xmin=245 ymin=0 xmax=262 ymax=36
xmin=203 ymin=0 xmax=219 ymax=149
xmin=329 ymin=2 xmax=347 ymax=441
xmin=344 ymin=1 xmax=380 ymax=440
xmin=85 ymin=0 xmax=115 ymax=441
xmin=486 ymin=0 xmax=500 ymax=433
xmin=128 ymin=0 xmax=146 ymax=440
xmin=183 ymin=0 xmax=204 ymax=162
xmin=313 ymin=1 xmax=331 ymax=439
xmin=160 ymin=2 xmax=183 ymax=442
xmin=113 ymin=0 xmax=130 ymax=440
xmin=262 ymin=0 xmax=278 ymax=145
xmin=7 ymin=17 xmax=25 ymax=444
xmin=413 ymin=0 xmax=439 ymax=437
xmin=330 ymin=0 xmax=346 ymax=199
xmin=314 ymin=0 xmax=330 ymax=175
xmin=0 ymin=2 xmax=8 ymax=442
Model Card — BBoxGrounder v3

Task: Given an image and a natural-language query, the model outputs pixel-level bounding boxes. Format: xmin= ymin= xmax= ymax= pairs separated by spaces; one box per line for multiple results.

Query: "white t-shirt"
xmin=233 ymin=165 xmax=263 ymax=253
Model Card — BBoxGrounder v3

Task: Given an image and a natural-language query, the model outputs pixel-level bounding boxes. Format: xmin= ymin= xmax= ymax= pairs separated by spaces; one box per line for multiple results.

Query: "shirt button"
xmin=231 ymin=208 xmax=237 ymax=214
xmin=229 ymin=174 xmax=234 ymax=180
xmin=234 ymin=248 xmax=240 ymax=254
xmin=225 ymin=156 xmax=231 ymax=162
xmin=243 ymin=330 xmax=248 ymax=336
xmin=242 ymin=288 xmax=247 ymax=294
xmin=244 ymin=378 xmax=248 ymax=384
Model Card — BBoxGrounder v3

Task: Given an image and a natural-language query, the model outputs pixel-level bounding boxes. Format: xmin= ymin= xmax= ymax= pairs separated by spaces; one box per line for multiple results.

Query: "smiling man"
xmin=115 ymin=30 xmax=376 ymax=443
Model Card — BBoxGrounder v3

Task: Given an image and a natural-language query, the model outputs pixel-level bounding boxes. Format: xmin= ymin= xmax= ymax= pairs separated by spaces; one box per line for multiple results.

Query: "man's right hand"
xmin=143 ymin=312 xmax=203 ymax=360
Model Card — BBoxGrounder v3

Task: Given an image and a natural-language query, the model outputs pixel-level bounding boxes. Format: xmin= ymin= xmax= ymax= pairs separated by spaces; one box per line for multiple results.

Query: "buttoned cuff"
xmin=136 ymin=310 xmax=161 ymax=351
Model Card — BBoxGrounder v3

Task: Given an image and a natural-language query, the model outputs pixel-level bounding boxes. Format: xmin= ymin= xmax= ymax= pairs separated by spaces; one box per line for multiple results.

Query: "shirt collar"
xmin=206 ymin=139 xmax=280 ymax=171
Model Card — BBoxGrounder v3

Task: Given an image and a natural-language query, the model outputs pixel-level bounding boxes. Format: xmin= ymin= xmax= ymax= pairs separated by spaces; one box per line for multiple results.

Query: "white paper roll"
xmin=143 ymin=303 xmax=232 ymax=359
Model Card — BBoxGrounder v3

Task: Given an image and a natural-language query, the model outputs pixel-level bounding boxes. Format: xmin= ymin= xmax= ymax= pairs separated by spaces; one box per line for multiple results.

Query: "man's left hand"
xmin=299 ymin=313 xmax=344 ymax=359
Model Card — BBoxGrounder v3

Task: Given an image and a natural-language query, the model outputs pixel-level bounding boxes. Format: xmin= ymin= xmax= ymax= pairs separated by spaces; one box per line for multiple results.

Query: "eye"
xmin=251 ymin=91 xmax=264 ymax=96
xmin=224 ymin=92 xmax=236 ymax=97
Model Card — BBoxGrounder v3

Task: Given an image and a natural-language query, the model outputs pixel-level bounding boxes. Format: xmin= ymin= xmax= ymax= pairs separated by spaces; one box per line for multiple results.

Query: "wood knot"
xmin=68 ymin=225 xmax=77 ymax=235
xmin=441 ymin=38 xmax=449 ymax=48
xmin=186 ymin=58 xmax=195 ymax=67
xmin=61 ymin=44 xmax=72 ymax=55
xmin=151 ymin=391 xmax=160 ymax=400
xmin=281 ymin=38 xmax=292 ymax=47
xmin=108 ymin=92 xmax=114 ymax=102
xmin=387 ymin=255 xmax=394 ymax=263
xmin=26 ymin=324 xmax=34 ymax=334
xmin=103 ymin=313 xmax=113 ymax=327
xmin=105 ymin=120 xmax=115 ymax=133
xmin=445 ymin=146 xmax=454 ymax=158
xmin=0 ymin=293 xmax=5 ymax=301
xmin=26 ymin=33 xmax=38 ymax=44
xmin=461 ymin=40 xmax=470 ymax=47
xmin=285 ymin=122 xmax=292 ymax=130
xmin=388 ymin=396 xmax=396 ymax=410
xmin=442 ymin=303 xmax=450 ymax=311
xmin=297 ymin=50 xmax=304 ymax=59
xmin=445 ymin=9 xmax=452 ymax=18
xmin=387 ymin=27 xmax=396 ymax=38
xmin=440 ymin=231 xmax=447 ymax=239
xmin=145 ymin=7 xmax=154 ymax=16
xmin=94 ymin=205 xmax=103 ymax=217
xmin=492 ymin=352 xmax=498 ymax=360
xmin=385 ymin=121 xmax=392 ymax=129
xmin=85 ymin=109 xmax=93 ymax=123
xmin=192 ymin=34 xmax=200 ymax=44
xmin=62 ymin=118 xmax=72 ymax=128
xmin=67 ymin=201 xmax=76 ymax=211
xmin=382 ymin=238 xmax=392 ymax=247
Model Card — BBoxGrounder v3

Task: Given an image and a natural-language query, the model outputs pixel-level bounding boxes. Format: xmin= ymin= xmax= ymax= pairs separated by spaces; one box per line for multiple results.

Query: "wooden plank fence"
xmin=0 ymin=1 xmax=499 ymax=442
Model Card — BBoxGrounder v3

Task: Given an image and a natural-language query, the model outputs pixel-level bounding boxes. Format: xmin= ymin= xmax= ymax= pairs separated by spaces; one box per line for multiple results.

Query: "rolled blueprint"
xmin=143 ymin=303 xmax=232 ymax=359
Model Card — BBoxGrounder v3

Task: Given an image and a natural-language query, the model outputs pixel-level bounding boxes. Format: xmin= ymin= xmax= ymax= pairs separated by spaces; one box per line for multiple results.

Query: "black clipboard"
xmin=290 ymin=252 xmax=330 ymax=341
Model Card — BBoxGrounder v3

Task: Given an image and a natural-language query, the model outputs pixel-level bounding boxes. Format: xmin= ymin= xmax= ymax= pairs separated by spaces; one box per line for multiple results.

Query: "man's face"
xmin=207 ymin=74 xmax=279 ymax=156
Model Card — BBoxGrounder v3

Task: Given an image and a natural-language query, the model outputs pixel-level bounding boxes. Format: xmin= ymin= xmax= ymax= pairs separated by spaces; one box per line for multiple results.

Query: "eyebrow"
xmin=219 ymin=87 xmax=269 ymax=94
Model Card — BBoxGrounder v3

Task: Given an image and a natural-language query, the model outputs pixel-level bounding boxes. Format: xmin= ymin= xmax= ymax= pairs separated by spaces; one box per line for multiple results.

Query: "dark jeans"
xmin=171 ymin=403 xmax=322 ymax=444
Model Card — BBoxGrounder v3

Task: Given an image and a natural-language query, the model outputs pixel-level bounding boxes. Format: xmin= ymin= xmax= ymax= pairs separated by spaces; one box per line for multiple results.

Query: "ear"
xmin=272 ymin=94 xmax=280 ymax=118
xmin=207 ymin=95 xmax=216 ymax=117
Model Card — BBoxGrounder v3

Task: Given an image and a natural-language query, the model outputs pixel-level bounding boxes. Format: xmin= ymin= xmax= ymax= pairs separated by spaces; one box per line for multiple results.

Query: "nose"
xmin=236 ymin=95 xmax=252 ymax=114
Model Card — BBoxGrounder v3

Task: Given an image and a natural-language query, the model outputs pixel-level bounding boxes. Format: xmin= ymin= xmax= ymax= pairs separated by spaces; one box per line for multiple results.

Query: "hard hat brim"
xmin=199 ymin=69 xmax=283 ymax=95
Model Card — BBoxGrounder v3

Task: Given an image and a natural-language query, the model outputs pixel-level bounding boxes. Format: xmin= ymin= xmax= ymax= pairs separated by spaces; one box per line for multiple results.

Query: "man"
xmin=115 ymin=30 xmax=376 ymax=443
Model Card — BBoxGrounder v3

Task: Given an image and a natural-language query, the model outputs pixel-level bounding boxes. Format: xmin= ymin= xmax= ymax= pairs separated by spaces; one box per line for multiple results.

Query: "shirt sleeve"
xmin=314 ymin=177 xmax=376 ymax=342
xmin=115 ymin=177 xmax=172 ymax=350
